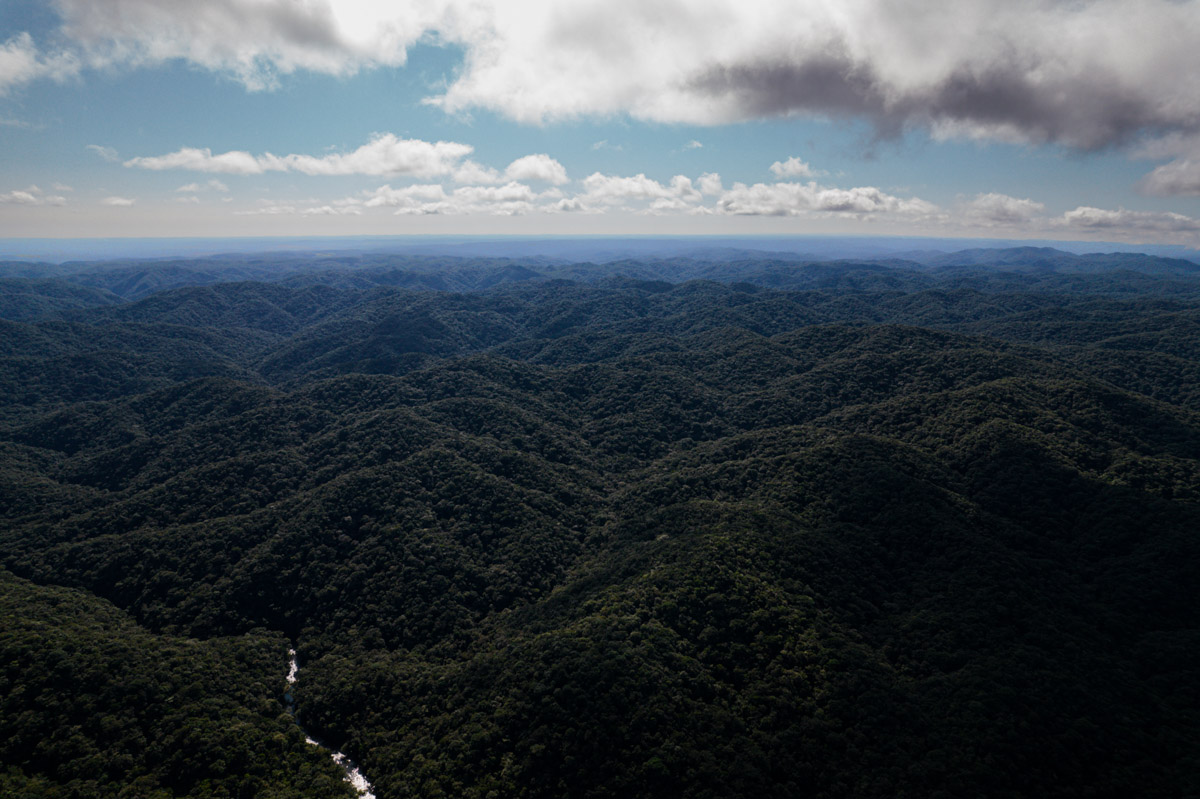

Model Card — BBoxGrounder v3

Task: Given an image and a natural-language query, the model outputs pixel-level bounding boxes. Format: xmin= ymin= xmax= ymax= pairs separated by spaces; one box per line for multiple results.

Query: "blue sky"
xmin=3 ymin=0 xmax=1200 ymax=246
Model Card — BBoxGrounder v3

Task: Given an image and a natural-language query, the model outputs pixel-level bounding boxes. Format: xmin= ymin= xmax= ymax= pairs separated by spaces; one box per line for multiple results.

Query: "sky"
xmin=2 ymin=0 xmax=1200 ymax=247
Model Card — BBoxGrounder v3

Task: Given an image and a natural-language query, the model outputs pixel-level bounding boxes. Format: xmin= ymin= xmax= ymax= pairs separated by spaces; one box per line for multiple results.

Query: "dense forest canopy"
xmin=1 ymin=245 xmax=1197 ymax=798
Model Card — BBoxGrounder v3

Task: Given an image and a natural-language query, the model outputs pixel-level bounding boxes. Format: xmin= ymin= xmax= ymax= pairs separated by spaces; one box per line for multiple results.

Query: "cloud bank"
xmin=6 ymin=0 xmax=1192 ymax=152
xmin=83 ymin=127 xmax=1200 ymax=244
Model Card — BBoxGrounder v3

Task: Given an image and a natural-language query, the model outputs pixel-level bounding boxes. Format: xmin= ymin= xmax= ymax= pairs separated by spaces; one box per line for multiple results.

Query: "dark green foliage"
xmin=0 ymin=278 xmax=122 ymax=320
xmin=0 ymin=570 xmax=356 ymax=798
xmin=2 ymin=251 xmax=1199 ymax=798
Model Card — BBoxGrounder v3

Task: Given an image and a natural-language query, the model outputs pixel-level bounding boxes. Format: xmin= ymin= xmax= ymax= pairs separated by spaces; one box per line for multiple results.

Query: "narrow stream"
xmin=286 ymin=648 xmax=377 ymax=799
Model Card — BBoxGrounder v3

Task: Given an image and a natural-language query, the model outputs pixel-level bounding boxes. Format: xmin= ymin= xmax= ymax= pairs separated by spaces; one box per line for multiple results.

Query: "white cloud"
xmin=565 ymin=171 xmax=937 ymax=219
xmin=452 ymin=182 xmax=542 ymax=214
xmin=31 ymin=1 xmax=1200 ymax=151
xmin=1139 ymin=160 xmax=1200 ymax=196
xmin=126 ymin=147 xmax=262 ymax=174
xmin=684 ymin=140 xmax=703 ymax=150
xmin=1131 ymin=134 xmax=1200 ymax=196
xmin=697 ymin=172 xmax=723 ymax=196
xmin=0 ymin=185 xmax=68 ymax=206
xmin=769 ymin=157 xmax=816 ymax=179
xmin=278 ymin=135 xmax=473 ymax=176
xmin=124 ymin=134 xmax=474 ymax=177
xmin=581 ymin=172 xmax=702 ymax=206
xmin=504 ymin=153 xmax=569 ymax=185
xmin=1059 ymin=206 xmax=1200 ymax=234
xmin=102 ymin=196 xmax=136 ymax=206
xmin=52 ymin=183 xmax=74 ymax=192
xmin=356 ymin=180 xmax=550 ymax=215
xmin=963 ymin=192 xmax=1047 ymax=224
xmin=0 ymin=33 xmax=78 ymax=95
xmin=1136 ymin=146 xmax=1200 ymax=200
xmin=452 ymin=160 xmax=502 ymax=184
xmin=52 ymin=0 xmax=443 ymax=90
xmin=549 ymin=197 xmax=586 ymax=213
xmin=86 ymin=144 xmax=120 ymax=162
xmin=0 ymin=190 xmax=41 ymax=206
xmin=175 ymin=195 xmax=200 ymax=204
xmin=425 ymin=0 xmax=1200 ymax=150
xmin=717 ymin=181 xmax=938 ymax=217
xmin=362 ymin=183 xmax=450 ymax=209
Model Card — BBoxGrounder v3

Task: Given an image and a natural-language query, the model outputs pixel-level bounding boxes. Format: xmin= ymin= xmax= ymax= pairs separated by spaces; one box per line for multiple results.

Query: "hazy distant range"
xmin=1 ymin=234 xmax=1197 ymax=265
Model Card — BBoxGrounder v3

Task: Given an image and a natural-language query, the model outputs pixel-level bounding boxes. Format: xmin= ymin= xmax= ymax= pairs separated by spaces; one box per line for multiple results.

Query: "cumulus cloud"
xmin=362 ymin=183 xmax=451 ymax=209
xmin=356 ymin=181 xmax=550 ymax=215
xmin=52 ymin=0 xmax=447 ymax=90
xmin=697 ymin=172 xmax=723 ymax=196
xmin=0 ymin=185 xmax=68 ymax=206
xmin=275 ymin=135 xmax=473 ymax=176
xmin=345 ymin=169 xmax=939 ymax=219
xmin=1139 ymin=160 xmax=1200 ymax=196
xmin=504 ymin=153 xmax=569 ymax=185
xmin=452 ymin=160 xmax=502 ymax=184
xmin=963 ymin=192 xmax=1047 ymax=224
xmin=549 ymin=197 xmax=586 ymax=213
xmin=581 ymin=173 xmax=702 ymax=206
xmin=125 ymin=146 xmax=264 ymax=175
xmin=572 ymin=171 xmax=938 ymax=218
xmin=0 ymin=32 xmax=78 ymax=95
xmin=717 ymin=181 xmax=938 ymax=217
xmin=429 ymin=0 xmax=1200 ymax=149
xmin=684 ymin=140 xmax=703 ymax=150
xmin=1059 ymin=206 xmax=1200 ymax=234
xmin=17 ymin=0 xmax=1196 ymax=151
xmin=1131 ymin=133 xmax=1200 ymax=196
xmin=769 ymin=157 xmax=816 ymax=178
xmin=102 ymin=196 xmax=135 ymax=206
xmin=124 ymin=134 xmax=474 ymax=177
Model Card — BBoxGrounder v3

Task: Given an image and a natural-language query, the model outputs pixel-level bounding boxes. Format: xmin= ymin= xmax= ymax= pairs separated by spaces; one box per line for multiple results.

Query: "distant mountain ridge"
xmin=2 ymin=246 xmax=1200 ymax=308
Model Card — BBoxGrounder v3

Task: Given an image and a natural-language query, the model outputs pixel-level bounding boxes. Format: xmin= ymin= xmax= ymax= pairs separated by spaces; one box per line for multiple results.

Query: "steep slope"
xmin=0 ymin=570 xmax=355 ymax=799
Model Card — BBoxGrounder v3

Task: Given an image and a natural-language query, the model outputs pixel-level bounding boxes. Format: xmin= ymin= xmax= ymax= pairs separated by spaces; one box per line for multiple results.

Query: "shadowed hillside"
xmin=1 ymin=254 xmax=1198 ymax=798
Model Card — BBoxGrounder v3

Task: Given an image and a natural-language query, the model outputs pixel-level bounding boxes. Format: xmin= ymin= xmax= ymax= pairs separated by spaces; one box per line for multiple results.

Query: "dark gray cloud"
xmin=692 ymin=54 xmax=1191 ymax=150
xmin=692 ymin=50 xmax=886 ymax=124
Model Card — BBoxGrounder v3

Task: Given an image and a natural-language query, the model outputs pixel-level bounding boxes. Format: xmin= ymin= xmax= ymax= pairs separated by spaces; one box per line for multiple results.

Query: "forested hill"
xmin=1 ymin=251 xmax=1198 ymax=798
xmin=3 ymin=245 xmax=1200 ymax=307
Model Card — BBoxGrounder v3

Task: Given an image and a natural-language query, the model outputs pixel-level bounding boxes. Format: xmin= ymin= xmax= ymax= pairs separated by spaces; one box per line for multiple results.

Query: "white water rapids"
xmin=286 ymin=648 xmax=377 ymax=799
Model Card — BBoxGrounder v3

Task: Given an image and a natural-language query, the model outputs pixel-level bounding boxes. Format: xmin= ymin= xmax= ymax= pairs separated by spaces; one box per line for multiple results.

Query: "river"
xmin=286 ymin=648 xmax=377 ymax=799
